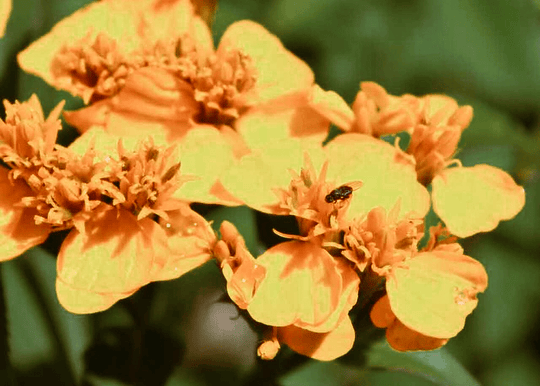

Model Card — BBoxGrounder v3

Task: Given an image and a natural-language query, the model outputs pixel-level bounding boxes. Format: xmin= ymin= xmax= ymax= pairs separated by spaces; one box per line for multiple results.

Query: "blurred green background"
xmin=1 ymin=0 xmax=540 ymax=385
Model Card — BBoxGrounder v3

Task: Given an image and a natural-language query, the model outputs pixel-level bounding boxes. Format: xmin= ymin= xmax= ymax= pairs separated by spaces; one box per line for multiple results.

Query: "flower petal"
xmin=432 ymin=164 xmax=526 ymax=237
xmin=0 ymin=0 xmax=11 ymax=37
xmin=220 ymin=140 xmax=326 ymax=213
xmin=325 ymin=133 xmax=430 ymax=221
xmin=386 ymin=319 xmax=448 ymax=352
xmin=247 ymin=241 xmax=342 ymax=331
xmin=217 ymin=20 xmax=314 ymax=106
xmin=56 ymin=205 xmax=161 ymax=313
xmin=278 ymin=316 xmax=355 ymax=360
xmin=17 ymin=0 xmax=194 ymax=94
xmin=386 ymin=250 xmax=488 ymax=339
xmin=0 ymin=167 xmax=51 ymax=261
xmin=308 ymin=85 xmax=354 ymax=131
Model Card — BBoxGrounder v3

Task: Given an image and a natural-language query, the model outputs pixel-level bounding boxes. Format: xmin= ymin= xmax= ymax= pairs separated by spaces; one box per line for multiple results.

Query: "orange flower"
xmin=0 ymin=0 xmax=10 ymax=37
xmin=327 ymin=83 xmax=526 ymax=238
xmin=0 ymin=95 xmax=216 ymax=313
xmin=370 ymin=241 xmax=488 ymax=351
xmin=18 ymin=0 xmax=345 ymax=203
xmin=215 ymin=221 xmax=357 ymax=361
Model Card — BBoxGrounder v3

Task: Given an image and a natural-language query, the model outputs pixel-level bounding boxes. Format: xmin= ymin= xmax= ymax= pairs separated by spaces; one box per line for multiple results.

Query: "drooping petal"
xmin=386 ymin=250 xmax=488 ymax=339
xmin=278 ymin=316 xmax=355 ymax=361
xmin=0 ymin=0 xmax=11 ymax=37
xmin=432 ymin=164 xmax=526 ymax=238
xmin=247 ymin=241 xmax=343 ymax=332
xmin=17 ymin=0 xmax=194 ymax=95
xmin=325 ymin=133 xmax=430 ymax=221
xmin=56 ymin=205 xmax=162 ymax=313
xmin=217 ymin=20 xmax=314 ymax=106
xmin=0 ymin=167 xmax=51 ymax=261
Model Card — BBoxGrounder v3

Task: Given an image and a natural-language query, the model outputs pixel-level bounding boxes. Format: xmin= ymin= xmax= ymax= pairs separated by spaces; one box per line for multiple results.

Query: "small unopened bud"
xmin=257 ymin=338 xmax=280 ymax=360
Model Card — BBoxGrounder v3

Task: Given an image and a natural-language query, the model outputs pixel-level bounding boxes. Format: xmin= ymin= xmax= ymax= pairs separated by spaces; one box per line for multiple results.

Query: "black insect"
xmin=325 ymin=181 xmax=362 ymax=204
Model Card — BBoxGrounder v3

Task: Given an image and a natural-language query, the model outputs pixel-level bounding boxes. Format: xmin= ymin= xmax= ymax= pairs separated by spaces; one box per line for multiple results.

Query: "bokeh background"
xmin=1 ymin=0 xmax=540 ymax=385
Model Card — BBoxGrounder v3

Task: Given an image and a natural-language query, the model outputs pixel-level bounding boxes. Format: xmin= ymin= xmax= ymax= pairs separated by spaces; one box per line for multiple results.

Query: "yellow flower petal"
xmin=220 ymin=140 xmax=326 ymax=213
xmin=278 ymin=316 xmax=355 ymax=360
xmin=308 ymin=85 xmax=354 ymax=131
xmin=247 ymin=241 xmax=342 ymax=331
xmin=325 ymin=133 xmax=430 ymax=221
xmin=386 ymin=250 xmax=488 ymax=339
xmin=0 ymin=167 xmax=51 ymax=261
xmin=0 ymin=0 xmax=11 ymax=37
xmin=56 ymin=278 xmax=135 ymax=315
xmin=432 ymin=164 xmax=526 ymax=237
xmin=56 ymin=206 xmax=162 ymax=313
xmin=217 ymin=20 xmax=314 ymax=106
xmin=236 ymin=107 xmax=329 ymax=151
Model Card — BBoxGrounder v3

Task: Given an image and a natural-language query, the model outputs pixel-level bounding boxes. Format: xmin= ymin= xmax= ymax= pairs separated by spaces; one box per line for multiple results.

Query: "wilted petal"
xmin=247 ymin=241 xmax=342 ymax=331
xmin=56 ymin=206 xmax=161 ymax=313
xmin=325 ymin=133 xmax=430 ymax=221
xmin=0 ymin=167 xmax=51 ymax=261
xmin=278 ymin=316 xmax=355 ymax=360
xmin=432 ymin=164 xmax=525 ymax=237
xmin=217 ymin=20 xmax=314 ymax=106
xmin=386 ymin=250 xmax=488 ymax=339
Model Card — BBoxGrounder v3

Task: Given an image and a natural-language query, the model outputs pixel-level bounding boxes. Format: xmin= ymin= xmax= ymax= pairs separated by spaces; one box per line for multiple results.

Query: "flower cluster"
xmin=2 ymin=0 xmax=526 ymax=363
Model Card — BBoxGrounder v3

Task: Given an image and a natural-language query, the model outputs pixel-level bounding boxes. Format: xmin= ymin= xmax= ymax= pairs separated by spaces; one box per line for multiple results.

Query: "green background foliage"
xmin=1 ymin=0 xmax=540 ymax=385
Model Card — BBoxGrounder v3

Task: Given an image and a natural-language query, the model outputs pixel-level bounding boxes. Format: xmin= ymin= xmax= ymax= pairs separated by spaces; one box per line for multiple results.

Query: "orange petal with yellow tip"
xmin=325 ymin=133 xmax=430 ymax=221
xmin=278 ymin=316 xmax=355 ymax=360
xmin=386 ymin=250 xmax=487 ymax=339
xmin=0 ymin=167 xmax=51 ymax=261
xmin=217 ymin=20 xmax=314 ymax=106
xmin=17 ymin=0 xmax=194 ymax=95
xmin=56 ymin=205 xmax=162 ymax=313
xmin=247 ymin=241 xmax=342 ymax=331
xmin=0 ymin=0 xmax=11 ymax=37
xmin=432 ymin=164 xmax=525 ymax=238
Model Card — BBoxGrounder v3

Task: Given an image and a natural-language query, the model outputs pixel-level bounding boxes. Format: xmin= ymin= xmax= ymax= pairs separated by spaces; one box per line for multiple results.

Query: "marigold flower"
xmin=364 ymin=215 xmax=488 ymax=351
xmin=216 ymin=221 xmax=357 ymax=361
xmin=0 ymin=95 xmax=216 ymax=313
xmin=18 ymin=0 xmax=344 ymax=203
xmin=0 ymin=0 xmax=10 ymax=37
xmin=326 ymin=83 xmax=526 ymax=238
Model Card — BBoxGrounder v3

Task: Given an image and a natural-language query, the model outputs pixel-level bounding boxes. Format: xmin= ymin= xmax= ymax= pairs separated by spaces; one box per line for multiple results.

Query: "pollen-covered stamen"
xmin=341 ymin=206 xmax=424 ymax=274
xmin=113 ymin=141 xmax=186 ymax=218
xmin=51 ymin=33 xmax=135 ymax=103
xmin=182 ymin=48 xmax=257 ymax=126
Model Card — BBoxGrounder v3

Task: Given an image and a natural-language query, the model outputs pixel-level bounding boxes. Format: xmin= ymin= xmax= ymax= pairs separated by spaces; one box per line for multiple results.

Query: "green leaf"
xmin=280 ymin=359 xmax=441 ymax=386
xmin=364 ymin=341 xmax=481 ymax=386
xmin=2 ymin=247 xmax=91 ymax=384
